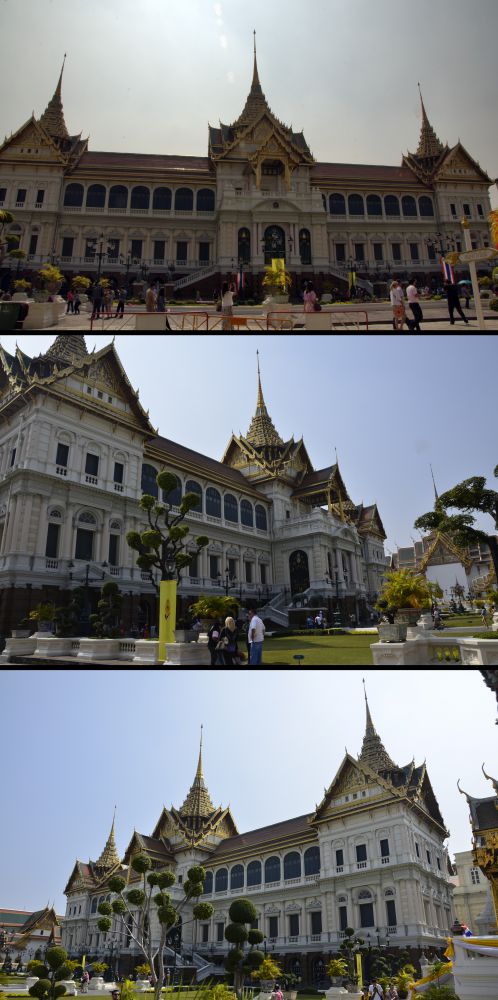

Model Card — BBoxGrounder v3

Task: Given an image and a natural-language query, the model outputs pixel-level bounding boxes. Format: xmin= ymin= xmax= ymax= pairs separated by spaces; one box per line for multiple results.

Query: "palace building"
xmin=0 ymin=334 xmax=388 ymax=635
xmin=61 ymin=704 xmax=456 ymax=982
xmin=0 ymin=43 xmax=495 ymax=297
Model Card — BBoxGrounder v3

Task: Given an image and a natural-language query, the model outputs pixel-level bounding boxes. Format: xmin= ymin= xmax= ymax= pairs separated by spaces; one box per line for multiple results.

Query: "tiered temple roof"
xmin=245 ymin=355 xmax=284 ymax=449
xmin=358 ymin=689 xmax=397 ymax=772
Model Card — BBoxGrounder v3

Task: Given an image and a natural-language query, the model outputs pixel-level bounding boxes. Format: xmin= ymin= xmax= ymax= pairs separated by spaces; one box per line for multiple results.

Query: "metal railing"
xmin=266 ymin=309 xmax=369 ymax=331
xmin=89 ymin=310 xmax=210 ymax=331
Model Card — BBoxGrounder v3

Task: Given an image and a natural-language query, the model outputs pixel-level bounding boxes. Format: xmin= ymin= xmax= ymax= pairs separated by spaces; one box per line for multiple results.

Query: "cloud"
xmin=213 ymin=2 xmax=222 ymax=15
xmin=227 ymin=71 xmax=234 ymax=83
xmin=219 ymin=34 xmax=227 ymax=48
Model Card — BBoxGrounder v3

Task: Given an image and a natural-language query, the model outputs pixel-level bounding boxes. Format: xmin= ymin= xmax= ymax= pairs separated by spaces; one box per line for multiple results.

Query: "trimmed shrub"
xmin=157 ymin=870 xmax=176 ymax=889
xmin=131 ymin=854 xmax=152 ymax=874
xmin=108 ymin=875 xmax=126 ymax=893
xmin=225 ymin=923 xmax=248 ymax=944
xmin=126 ymin=889 xmax=146 ymax=906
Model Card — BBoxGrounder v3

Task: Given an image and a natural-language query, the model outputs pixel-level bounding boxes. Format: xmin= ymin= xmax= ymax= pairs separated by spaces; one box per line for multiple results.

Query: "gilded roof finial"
xmin=358 ymin=686 xmax=396 ymax=772
xmin=416 ymin=84 xmax=444 ymax=159
xmin=95 ymin=810 xmax=120 ymax=869
xmin=246 ymin=353 xmax=284 ymax=449
xmin=482 ymin=763 xmax=498 ymax=796
xmin=430 ymin=463 xmax=439 ymax=502
xmin=38 ymin=54 xmax=70 ymax=141
xmin=180 ymin=731 xmax=215 ymax=820
xmin=252 ymin=30 xmax=261 ymax=90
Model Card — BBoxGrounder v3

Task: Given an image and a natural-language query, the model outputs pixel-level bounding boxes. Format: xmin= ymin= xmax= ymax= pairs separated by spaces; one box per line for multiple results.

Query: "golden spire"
xmin=45 ymin=335 xmax=88 ymax=363
xmin=95 ymin=810 xmax=120 ymax=869
xmin=179 ymin=728 xmax=215 ymax=819
xmin=246 ymin=351 xmax=284 ymax=448
xmin=416 ymin=84 xmax=444 ymax=158
xmin=252 ymin=30 xmax=262 ymax=92
xmin=232 ymin=34 xmax=271 ymax=130
xmin=38 ymin=55 xmax=70 ymax=141
xmin=358 ymin=682 xmax=396 ymax=772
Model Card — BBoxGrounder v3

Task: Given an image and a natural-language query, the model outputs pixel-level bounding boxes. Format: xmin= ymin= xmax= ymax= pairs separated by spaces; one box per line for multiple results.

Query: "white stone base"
xmin=459 ymin=637 xmax=498 ymax=665
xmin=88 ymin=978 xmax=105 ymax=991
xmin=1 ymin=637 xmax=37 ymax=660
xmin=25 ymin=979 xmax=39 ymax=990
xmin=135 ymin=981 xmax=150 ymax=992
xmin=77 ymin=638 xmax=121 ymax=660
xmin=132 ymin=639 xmax=159 ymax=663
xmin=23 ymin=302 xmax=63 ymax=329
xmin=34 ymin=637 xmax=73 ymax=657
xmin=164 ymin=641 xmax=211 ymax=665
xmin=60 ymin=982 xmax=77 ymax=996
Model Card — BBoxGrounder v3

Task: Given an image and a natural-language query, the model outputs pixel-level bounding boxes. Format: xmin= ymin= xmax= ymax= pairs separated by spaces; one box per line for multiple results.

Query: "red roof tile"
xmin=312 ymin=162 xmax=421 ymax=184
xmin=77 ymin=151 xmax=213 ymax=173
xmin=208 ymin=814 xmax=314 ymax=860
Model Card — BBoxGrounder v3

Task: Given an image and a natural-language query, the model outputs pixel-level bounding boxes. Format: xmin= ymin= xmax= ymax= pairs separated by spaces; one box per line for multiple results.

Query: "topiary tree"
xmin=224 ymin=898 xmax=264 ymax=997
xmin=126 ymin=470 xmax=209 ymax=594
xmin=416 ymin=475 xmax=498 ymax=586
xmin=90 ymin=582 xmax=123 ymax=638
xmin=105 ymin=854 xmax=212 ymax=1000
xmin=28 ymin=947 xmax=71 ymax=1000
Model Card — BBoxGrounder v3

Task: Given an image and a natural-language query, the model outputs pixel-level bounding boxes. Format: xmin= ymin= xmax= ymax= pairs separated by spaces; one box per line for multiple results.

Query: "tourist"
xmin=217 ymin=615 xmax=239 ymax=665
xmin=480 ymin=606 xmax=490 ymax=628
xmin=463 ymin=285 xmax=471 ymax=309
xmin=406 ymin=278 xmax=423 ymax=331
xmin=248 ymin=607 xmax=265 ymax=665
xmin=390 ymin=280 xmax=406 ymax=330
xmin=315 ymin=611 xmax=324 ymax=629
xmin=110 ymin=989 xmax=119 ymax=1000
xmin=146 ymin=284 xmax=156 ymax=312
xmin=368 ymin=979 xmax=383 ymax=998
xmin=103 ymin=286 xmax=113 ymax=318
xmin=272 ymin=985 xmax=283 ymax=1000
xmin=66 ymin=289 xmax=74 ymax=314
xmin=73 ymin=292 xmax=81 ymax=315
xmin=81 ymin=971 xmax=90 ymax=993
xmin=444 ymin=280 xmax=469 ymax=325
xmin=306 ymin=614 xmax=314 ymax=628
xmin=386 ymin=987 xmax=398 ymax=1000
xmin=157 ymin=287 xmax=166 ymax=312
xmin=115 ymin=287 xmax=126 ymax=318
xmin=207 ymin=619 xmax=221 ymax=667
xmin=221 ymin=280 xmax=235 ymax=330
xmin=303 ymin=281 xmax=318 ymax=313
xmin=91 ymin=283 xmax=103 ymax=319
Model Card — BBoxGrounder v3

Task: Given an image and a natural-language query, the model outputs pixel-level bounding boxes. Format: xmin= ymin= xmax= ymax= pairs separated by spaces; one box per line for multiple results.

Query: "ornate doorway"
xmin=264 ymin=225 xmax=285 ymax=265
xmin=289 ymin=550 xmax=310 ymax=595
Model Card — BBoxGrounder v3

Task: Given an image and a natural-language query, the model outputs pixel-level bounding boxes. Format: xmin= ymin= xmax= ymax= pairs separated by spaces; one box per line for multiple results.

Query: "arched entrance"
xmin=264 ymin=225 xmax=286 ymax=265
xmin=289 ymin=550 xmax=310 ymax=595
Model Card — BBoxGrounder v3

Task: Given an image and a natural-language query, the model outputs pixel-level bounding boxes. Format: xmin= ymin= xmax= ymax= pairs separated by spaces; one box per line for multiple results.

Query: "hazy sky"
xmin=0 ymin=669 xmax=496 ymax=913
xmin=1 ymin=332 xmax=497 ymax=558
xmin=1 ymin=0 xmax=497 ymax=209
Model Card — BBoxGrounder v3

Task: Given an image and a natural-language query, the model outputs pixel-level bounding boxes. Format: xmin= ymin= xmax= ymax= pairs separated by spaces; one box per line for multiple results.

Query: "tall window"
xmin=85 ymin=453 xmax=99 ymax=477
xmin=202 ymin=872 xmax=213 ymax=895
xmin=75 ymin=529 xmax=94 ymax=561
xmin=199 ymin=242 xmax=210 ymax=263
xmin=268 ymin=915 xmax=278 ymax=939
xmin=45 ymin=523 xmax=60 ymax=559
xmin=245 ymin=562 xmax=253 ymax=584
xmin=63 ymin=183 xmax=83 ymax=207
xmin=265 ymin=856 xmax=281 ymax=883
xmin=471 ymin=868 xmax=481 ymax=885
xmin=419 ymin=196 xmax=435 ymax=217
xmin=288 ymin=914 xmax=299 ymax=936
xmin=238 ymin=228 xmax=251 ymax=263
xmin=402 ymin=195 xmax=417 ymax=217
xmin=335 ymin=243 xmax=346 ymax=263
xmin=109 ymin=535 xmax=119 ymax=566
xmin=154 ymin=240 xmax=166 ymax=261
xmin=409 ymin=243 xmax=420 ymax=262
xmin=373 ymin=243 xmax=383 ymax=262
xmin=186 ymin=480 xmax=202 ymax=511
xmin=338 ymin=906 xmax=348 ymax=931
xmin=366 ymin=194 xmax=382 ymax=216
xmin=247 ymin=861 xmax=261 ymax=886
xmin=206 ymin=487 xmax=221 ymax=517
xmin=209 ymin=554 xmax=219 ymax=579
xmin=385 ymin=195 xmax=400 ymax=217
xmin=354 ymin=243 xmax=365 ymax=262
xmin=255 ymin=505 xmax=267 ymax=531
xmin=56 ymin=442 xmax=69 ymax=467
xmin=141 ymin=464 xmax=158 ymax=498
xmin=131 ymin=239 xmax=143 ymax=261
xmin=131 ymin=186 xmax=150 ymax=210
xmin=224 ymin=494 xmax=238 ymax=522
xmin=241 ymin=499 xmax=254 ymax=527
xmin=260 ymin=564 xmax=267 ymax=584
xmin=348 ymin=194 xmax=365 ymax=216
xmin=201 ymin=925 xmax=209 ymax=943
xmin=392 ymin=243 xmax=402 ymax=262
xmin=356 ymin=844 xmax=367 ymax=863
xmin=299 ymin=229 xmax=311 ymax=265
xmin=176 ymin=241 xmax=188 ymax=262
xmin=386 ymin=900 xmax=397 ymax=926
xmin=153 ymin=187 xmax=172 ymax=211
xmin=197 ymin=189 xmax=215 ymax=212
xmin=175 ymin=188 xmax=194 ymax=211
xmin=162 ymin=474 xmax=182 ymax=506
xmin=335 ymin=849 xmax=344 ymax=868
xmin=380 ymin=838 xmax=390 ymax=858
xmin=109 ymin=185 xmax=128 ymax=209
xmin=86 ymin=185 xmax=106 ymax=208
xmin=284 ymin=852 xmax=301 ymax=879
xmin=114 ymin=462 xmax=124 ymax=484
xmin=304 ymin=846 xmax=320 ymax=875
xmin=230 ymin=865 xmax=244 ymax=890
xmin=215 ymin=868 xmax=228 ymax=892
xmin=310 ymin=912 xmax=322 ymax=935
xmin=29 ymin=234 xmax=38 ymax=255
xmin=360 ymin=901 xmax=375 ymax=928
xmin=61 ymin=237 xmax=74 ymax=258
xmin=329 ymin=193 xmax=346 ymax=215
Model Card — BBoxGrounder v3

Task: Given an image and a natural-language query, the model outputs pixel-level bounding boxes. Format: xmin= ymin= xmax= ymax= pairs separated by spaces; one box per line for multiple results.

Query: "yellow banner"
xmin=355 ymin=953 xmax=363 ymax=988
xmin=158 ymin=579 xmax=177 ymax=662
xmin=81 ymin=956 xmax=86 ymax=970
xmin=272 ymin=257 xmax=285 ymax=272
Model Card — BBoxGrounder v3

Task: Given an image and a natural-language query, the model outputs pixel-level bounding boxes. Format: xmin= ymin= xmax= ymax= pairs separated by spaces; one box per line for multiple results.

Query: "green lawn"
xmin=263 ymin=634 xmax=375 ymax=666
xmin=442 ymin=614 xmax=483 ymax=628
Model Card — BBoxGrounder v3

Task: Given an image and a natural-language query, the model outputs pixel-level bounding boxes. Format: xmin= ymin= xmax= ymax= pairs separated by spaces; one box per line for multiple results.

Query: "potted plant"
xmin=72 ymin=275 xmax=91 ymax=308
xmin=262 ymin=264 xmax=292 ymax=304
xmin=282 ymin=973 xmax=299 ymax=1000
xmin=27 ymin=602 xmax=57 ymax=636
xmin=189 ymin=595 xmax=240 ymax=634
xmin=250 ymin=956 xmax=283 ymax=992
xmin=38 ymin=263 xmax=64 ymax=296
xmin=12 ymin=277 xmax=32 ymax=300
xmin=174 ymin=616 xmax=197 ymax=644
xmin=393 ymin=965 xmax=416 ymax=999
xmin=376 ymin=569 xmax=431 ymax=641
xmin=326 ymin=957 xmax=348 ymax=995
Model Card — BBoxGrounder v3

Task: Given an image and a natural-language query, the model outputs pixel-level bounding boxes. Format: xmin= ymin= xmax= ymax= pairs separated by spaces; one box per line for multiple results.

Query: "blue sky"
xmin=0 ymin=669 xmax=496 ymax=913
xmin=0 ymin=0 xmax=497 ymax=208
xmin=2 ymin=333 xmax=497 ymax=556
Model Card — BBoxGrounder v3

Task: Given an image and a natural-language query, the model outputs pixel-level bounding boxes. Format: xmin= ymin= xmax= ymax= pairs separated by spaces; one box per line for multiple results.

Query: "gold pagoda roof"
xmin=358 ymin=687 xmax=397 ymax=772
xmin=416 ymin=90 xmax=445 ymax=158
xmin=245 ymin=356 xmax=284 ymax=449
xmin=94 ymin=814 xmax=121 ymax=869
xmin=179 ymin=733 xmax=216 ymax=818
xmin=45 ymin=334 xmax=89 ymax=363
xmin=38 ymin=57 xmax=70 ymax=141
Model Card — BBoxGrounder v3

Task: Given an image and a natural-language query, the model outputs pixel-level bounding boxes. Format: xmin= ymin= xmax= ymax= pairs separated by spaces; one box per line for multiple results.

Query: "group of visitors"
xmin=145 ymin=283 xmax=166 ymax=312
xmin=390 ymin=277 xmax=472 ymax=330
xmin=90 ymin=284 xmax=128 ymax=320
xmin=65 ymin=290 xmax=82 ymax=314
xmin=207 ymin=607 xmax=266 ymax=666
xmin=306 ymin=611 xmax=328 ymax=628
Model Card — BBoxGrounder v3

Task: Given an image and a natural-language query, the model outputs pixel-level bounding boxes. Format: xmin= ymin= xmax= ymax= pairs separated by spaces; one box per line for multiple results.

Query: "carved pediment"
xmin=332 ymin=762 xmax=368 ymax=796
xmin=0 ymin=118 xmax=67 ymax=164
xmin=434 ymin=143 xmax=491 ymax=184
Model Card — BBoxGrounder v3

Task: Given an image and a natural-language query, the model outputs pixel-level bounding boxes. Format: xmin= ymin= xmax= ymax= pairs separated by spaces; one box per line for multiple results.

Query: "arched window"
xmin=255 ymin=505 xmax=267 ymax=531
xmin=153 ymin=187 xmax=172 ymax=211
xmin=202 ymin=871 xmax=213 ymax=895
xmin=384 ymin=889 xmax=395 ymax=897
xmin=419 ymin=196 xmax=435 ymax=217
xmin=299 ymin=228 xmax=311 ymax=265
xmin=63 ymin=183 xmax=84 ymax=207
xmin=402 ymin=195 xmax=417 ymax=217
xmin=241 ymin=500 xmax=254 ymax=527
xmin=304 ymin=846 xmax=320 ymax=876
xmin=230 ymin=865 xmax=244 ymax=890
xmin=175 ymin=188 xmax=194 ymax=211
xmin=247 ymin=861 xmax=262 ymax=886
xmin=358 ymin=890 xmax=372 ymax=899
xmin=224 ymin=494 xmax=238 ymax=523
xmin=162 ymin=474 xmax=182 ymax=506
xmin=385 ymin=195 xmax=400 ymax=217
xmin=108 ymin=185 xmax=128 ymax=209
xmin=110 ymin=519 xmax=121 ymax=531
xmin=86 ymin=185 xmax=106 ymax=208
xmin=264 ymin=856 xmax=281 ymax=883
xmin=238 ymin=228 xmax=251 ymax=263
xmin=348 ymin=194 xmax=365 ymax=216
xmin=329 ymin=193 xmax=346 ymax=215
xmin=131 ymin=186 xmax=150 ymax=210
xmin=284 ymin=852 xmax=301 ymax=879
xmin=141 ymin=463 xmax=158 ymax=498
xmin=206 ymin=487 xmax=221 ymax=518
xmin=49 ymin=508 xmax=63 ymax=519
xmin=366 ymin=194 xmax=383 ymax=216
xmin=215 ymin=868 xmax=228 ymax=893
xmin=91 ymin=898 xmax=98 ymax=914
xmin=98 ymin=896 xmax=105 ymax=906
xmin=185 ymin=480 xmax=203 ymax=512
xmin=79 ymin=511 xmax=96 ymax=525
xmin=197 ymin=189 xmax=215 ymax=212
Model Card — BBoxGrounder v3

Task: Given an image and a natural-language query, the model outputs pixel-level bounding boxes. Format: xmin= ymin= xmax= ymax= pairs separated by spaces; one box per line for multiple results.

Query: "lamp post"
xmin=68 ymin=560 xmax=108 ymax=636
xmin=218 ymin=565 xmax=237 ymax=597
xmin=119 ymin=252 xmax=132 ymax=285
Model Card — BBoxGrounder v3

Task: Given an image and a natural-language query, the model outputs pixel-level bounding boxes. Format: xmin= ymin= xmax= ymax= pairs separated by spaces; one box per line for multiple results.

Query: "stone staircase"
xmin=174 ymin=264 xmax=219 ymax=292
xmin=191 ymin=952 xmax=225 ymax=982
xmin=327 ymin=266 xmax=374 ymax=296
xmin=258 ymin=589 xmax=290 ymax=628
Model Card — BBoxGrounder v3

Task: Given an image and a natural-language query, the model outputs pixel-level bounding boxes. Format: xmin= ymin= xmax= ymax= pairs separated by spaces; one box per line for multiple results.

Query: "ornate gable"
xmin=311 ymin=754 xmax=402 ymax=824
xmin=434 ymin=143 xmax=492 ymax=184
xmin=0 ymin=117 xmax=68 ymax=166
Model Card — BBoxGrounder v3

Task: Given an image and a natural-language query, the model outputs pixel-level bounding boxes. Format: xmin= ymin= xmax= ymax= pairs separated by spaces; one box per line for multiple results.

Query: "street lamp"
xmin=119 ymin=252 xmax=132 ymax=284
xmin=218 ymin=566 xmax=237 ymax=597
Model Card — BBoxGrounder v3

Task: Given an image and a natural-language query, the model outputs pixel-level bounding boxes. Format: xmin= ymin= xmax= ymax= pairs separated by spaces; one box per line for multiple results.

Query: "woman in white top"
xmin=221 ymin=281 xmax=235 ymax=330
xmin=390 ymin=280 xmax=406 ymax=331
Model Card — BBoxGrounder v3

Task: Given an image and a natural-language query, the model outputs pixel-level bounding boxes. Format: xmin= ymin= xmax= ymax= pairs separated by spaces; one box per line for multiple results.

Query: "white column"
xmin=461 ymin=218 xmax=486 ymax=329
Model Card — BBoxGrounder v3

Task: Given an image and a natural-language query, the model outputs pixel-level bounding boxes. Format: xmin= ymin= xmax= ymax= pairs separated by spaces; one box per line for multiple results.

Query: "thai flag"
xmin=441 ymin=258 xmax=455 ymax=284
xmin=461 ymin=924 xmax=473 ymax=937
xmin=236 ymin=269 xmax=245 ymax=291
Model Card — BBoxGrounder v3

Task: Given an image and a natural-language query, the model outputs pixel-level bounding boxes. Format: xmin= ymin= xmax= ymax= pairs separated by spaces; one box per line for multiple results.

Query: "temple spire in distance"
xmin=416 ymin=84 xmax=444 ymax=158
xmin=358 ymin=681 xmax=396 ymax=772
xmin=252 ymin=30 xmax=262 ymax=91
xmin=95 ymin=809 xmax=120 ymax=870
xmin=180 ymin=728 xmax=215 ymax=819
xmin=246 ymin=351 xmax=284 ymax=448
xmin=38 ymin=54 xmax=70 ymax=141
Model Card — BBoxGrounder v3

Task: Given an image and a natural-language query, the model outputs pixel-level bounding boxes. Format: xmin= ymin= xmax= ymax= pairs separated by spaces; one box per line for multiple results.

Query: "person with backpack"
xmin=207 ymin=619 xmax=221 ymax=667
xmin=217 ymin=616 xmax=239 ymax=665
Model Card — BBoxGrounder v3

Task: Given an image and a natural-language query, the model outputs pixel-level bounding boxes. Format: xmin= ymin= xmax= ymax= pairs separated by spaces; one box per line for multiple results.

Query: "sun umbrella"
xmin=458 ymin=280 xmax=472 ymax=285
